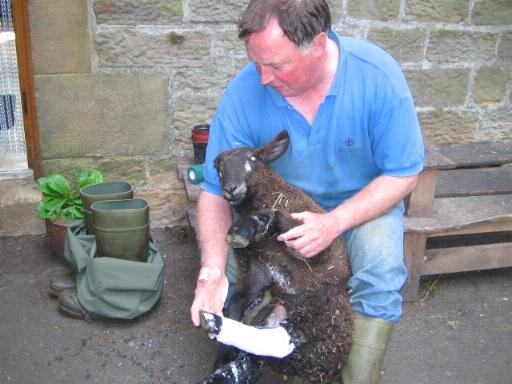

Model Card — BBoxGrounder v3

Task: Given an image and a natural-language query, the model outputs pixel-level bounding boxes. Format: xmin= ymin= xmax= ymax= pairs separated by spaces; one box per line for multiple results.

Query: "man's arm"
xmin=278 ymin=174 xmax=418 ymax=258
xmin=190 ymin=190 xmax=233 ymax=326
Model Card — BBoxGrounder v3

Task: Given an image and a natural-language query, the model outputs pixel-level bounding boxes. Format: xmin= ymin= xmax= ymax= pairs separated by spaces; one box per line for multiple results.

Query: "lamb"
xmin=198 ymin=130 xmax=353 ymax=384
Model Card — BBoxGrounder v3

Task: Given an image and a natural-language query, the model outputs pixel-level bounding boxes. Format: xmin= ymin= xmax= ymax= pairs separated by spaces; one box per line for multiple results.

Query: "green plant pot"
xmin=80 ymin=181 xmax=133 ymax=235
xmin=91 ymin=199 xmax=149 ymax=262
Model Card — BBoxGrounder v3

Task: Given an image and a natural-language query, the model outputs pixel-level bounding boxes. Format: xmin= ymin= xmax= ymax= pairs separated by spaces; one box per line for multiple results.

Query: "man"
xmin=190 ymin=0 xmax=424 ymax=383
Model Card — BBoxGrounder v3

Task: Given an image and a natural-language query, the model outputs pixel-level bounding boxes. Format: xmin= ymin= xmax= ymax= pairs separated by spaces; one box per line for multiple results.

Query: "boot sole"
xmin=57 ymin=303 xmax=86 ymax=320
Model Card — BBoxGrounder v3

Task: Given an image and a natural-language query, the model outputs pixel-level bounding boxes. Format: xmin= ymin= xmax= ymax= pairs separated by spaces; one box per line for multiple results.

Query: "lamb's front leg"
xmin=226 ymin=209 xmax=301 ymax=248
xmin=226 ymin=211 xmax=273 ymax=248
xmin=200 ymin=310 xmax=296 ymax=358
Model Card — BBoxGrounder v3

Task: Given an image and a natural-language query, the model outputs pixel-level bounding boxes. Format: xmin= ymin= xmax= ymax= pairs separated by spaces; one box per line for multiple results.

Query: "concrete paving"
xmin=1 ymin=227 xmax=510 ymax=384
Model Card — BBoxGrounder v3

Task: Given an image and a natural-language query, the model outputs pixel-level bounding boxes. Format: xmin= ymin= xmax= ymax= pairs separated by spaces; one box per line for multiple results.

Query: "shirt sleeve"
xmin=370 ymin=82 xmax=425 ymax=177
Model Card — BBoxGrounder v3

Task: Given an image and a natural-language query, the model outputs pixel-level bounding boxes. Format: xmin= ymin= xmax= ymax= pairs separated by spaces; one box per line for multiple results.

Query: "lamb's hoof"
xmin=226 ymin=233 xmax=250 ymax=249
xmin=198 ymin=353 xmax=263 ymax=384
xmin=200 ymin=311 xmax=223 ymax=335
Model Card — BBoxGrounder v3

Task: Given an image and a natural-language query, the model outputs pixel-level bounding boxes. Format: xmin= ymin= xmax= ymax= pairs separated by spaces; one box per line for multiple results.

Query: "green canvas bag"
xmin=63 ymin=220 xmax=165 ymax=319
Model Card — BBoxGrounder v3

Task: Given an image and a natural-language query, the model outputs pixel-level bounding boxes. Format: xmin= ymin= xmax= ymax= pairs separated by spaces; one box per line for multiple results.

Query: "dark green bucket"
xmin=80 ymin=181 xmax=133 ymax=235
xmin=91 ymin=199 xmax=149 ymax=262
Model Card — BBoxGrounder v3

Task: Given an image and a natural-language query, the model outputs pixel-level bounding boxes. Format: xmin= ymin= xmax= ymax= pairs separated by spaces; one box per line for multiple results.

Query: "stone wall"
xmin=30 ymin=0 xmax=512 ymax=227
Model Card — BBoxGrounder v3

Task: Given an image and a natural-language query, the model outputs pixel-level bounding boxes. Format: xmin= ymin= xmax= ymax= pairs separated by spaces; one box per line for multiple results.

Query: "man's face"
xmin=245 ymin=18 xmax=323 ymax=98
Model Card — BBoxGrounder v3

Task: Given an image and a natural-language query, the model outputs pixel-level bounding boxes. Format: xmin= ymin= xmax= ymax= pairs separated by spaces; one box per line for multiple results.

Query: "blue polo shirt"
xmin=202 ymin=31 xmax=424 ymax=211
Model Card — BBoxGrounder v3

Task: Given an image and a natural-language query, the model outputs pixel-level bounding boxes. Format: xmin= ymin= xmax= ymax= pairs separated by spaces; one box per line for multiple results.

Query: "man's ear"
xmin=255 ymin=130 xmax=290 ymax=163
xmin=311 ymin=32 xmax=328 ymax=56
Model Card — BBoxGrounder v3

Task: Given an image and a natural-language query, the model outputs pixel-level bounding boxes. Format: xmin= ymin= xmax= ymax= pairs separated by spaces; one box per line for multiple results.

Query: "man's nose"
xmin=259 ymin=65 xmax=274 ymax=85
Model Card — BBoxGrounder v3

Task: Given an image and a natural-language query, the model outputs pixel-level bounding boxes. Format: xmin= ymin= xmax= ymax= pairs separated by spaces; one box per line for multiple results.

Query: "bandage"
xmin=213 ymin=317 xmax=295 ymax=358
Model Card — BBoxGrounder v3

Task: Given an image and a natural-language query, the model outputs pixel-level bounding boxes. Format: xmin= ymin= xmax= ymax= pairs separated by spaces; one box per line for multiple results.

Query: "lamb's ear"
xmin=255 ymin=130 xmax=290 ymax=163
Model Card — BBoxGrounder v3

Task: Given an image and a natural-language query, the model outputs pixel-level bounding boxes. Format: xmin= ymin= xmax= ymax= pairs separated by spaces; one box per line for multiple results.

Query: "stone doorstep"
xmin=0 ymin=173 xmax=45 ymax=236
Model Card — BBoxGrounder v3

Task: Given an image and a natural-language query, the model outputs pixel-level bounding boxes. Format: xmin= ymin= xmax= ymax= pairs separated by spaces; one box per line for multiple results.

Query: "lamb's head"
xmin=214 ymin=130 xmax=290 ymax=206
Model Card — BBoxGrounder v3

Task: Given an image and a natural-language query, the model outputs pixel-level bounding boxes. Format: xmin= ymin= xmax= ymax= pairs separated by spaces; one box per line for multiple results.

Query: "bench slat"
xmin=436 ymin=164 xmax=512 ymax=198
xmin=433 ymin=142 xmax=512 ymax=169
xmin=423 ymin=146 xmax=457 ymax=170
xmin=422 ymin=242 xmax=512 ymax=275
xmin=404 ymin=194 xmax=512 ymax=234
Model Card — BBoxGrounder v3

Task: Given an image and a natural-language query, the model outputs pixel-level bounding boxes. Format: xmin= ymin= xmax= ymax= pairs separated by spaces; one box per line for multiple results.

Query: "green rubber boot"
xmin=91 ymin=199 xmax=150 ymax=262
xmin=80 ymin=181 xmax=133 ymax=235
xmin=340 ymin=315 xmax=394 ymax=384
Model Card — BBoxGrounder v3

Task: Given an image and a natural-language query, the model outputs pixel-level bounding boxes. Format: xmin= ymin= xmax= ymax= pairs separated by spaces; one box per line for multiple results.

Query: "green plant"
xmin=37 ymin=169 xmax=104 ymax=223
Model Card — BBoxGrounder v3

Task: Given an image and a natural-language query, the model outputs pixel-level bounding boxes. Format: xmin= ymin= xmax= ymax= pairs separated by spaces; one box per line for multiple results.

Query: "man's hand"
xmin=277 ymin=211 xmax=339 ymax=258
xmin=190 ymin=266 xmax=229 ymax=327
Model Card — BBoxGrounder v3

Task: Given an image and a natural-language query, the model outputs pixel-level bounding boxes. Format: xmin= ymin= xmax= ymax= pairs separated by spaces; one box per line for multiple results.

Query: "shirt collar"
xmin=326 ymin=30 xmax=343 ymax=97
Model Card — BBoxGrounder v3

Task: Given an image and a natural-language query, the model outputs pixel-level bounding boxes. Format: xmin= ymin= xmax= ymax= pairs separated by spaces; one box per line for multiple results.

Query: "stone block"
xmin=473 ymin=0 xmax=512 ymax=26
xmin=95 ymin=28 xmax=211 ymax=68
xmin=484 ymin=105 xmax=512 ymax=124
xmin=418 ymin=110 xmax=479 ymax=145
xmin=498 ymin=33 xmax=512 ymax=64
xmin=134 ymin=188 xmax=192 ymax=228
xmin=189 ymin=0 xmax=248 ymax=23
xmin=473 ymin=67 xmax=510 ymax=105
xmin=96 ymin=157 xmax=146 ymax=186
xmin=94 ymin=0 xmax=183 ymax=25
xmin=327 ymin=0 xmax=343 ymax=23
xmin=36 ymin=74 xmax=170 ymax=159
xmin=29 ymin=0 xmax=90 ymax=74
xmin=42 ymin=158 xmax=97 ymax=179
xmin=174 ymin=68 xmax=231 ymax=98
xmin=0 ymin=177 xmax=45 ymax=236
xmin=173 ymin=95 xmax=220 ymax=138
xmin=213 ymin=30 xmax=247 ymax=59
xmin=404 ymin=0 xmax=469 ymax=22
xmin=347 ymin=0 xmax=400 ymax=21
xmin=476 ymin=124 xmax=512 ymax=142
xmin=405 ymin=69 xmax=470 ymax=108
xmin=147 ymin=157 xmax=184 ymax=188
xmin=427 ymin=30 xmax=497 ymax=64
xmin=367 ymin=28 xmax=426 ymax=63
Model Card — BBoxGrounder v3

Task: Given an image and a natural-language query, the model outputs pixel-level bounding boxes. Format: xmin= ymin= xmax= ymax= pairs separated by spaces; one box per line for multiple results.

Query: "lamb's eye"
xmin=250 ymin=155 xmax=257 ymax=162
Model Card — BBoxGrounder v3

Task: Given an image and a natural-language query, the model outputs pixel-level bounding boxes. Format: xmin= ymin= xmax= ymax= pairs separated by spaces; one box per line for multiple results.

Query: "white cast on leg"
xmin=213 ymin=317 xmax=295 ymax=358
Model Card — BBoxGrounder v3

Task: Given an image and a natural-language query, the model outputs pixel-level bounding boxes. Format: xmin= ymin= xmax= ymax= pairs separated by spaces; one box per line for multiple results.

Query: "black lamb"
xmin=198 ymin=130 xmax=353 ymax=384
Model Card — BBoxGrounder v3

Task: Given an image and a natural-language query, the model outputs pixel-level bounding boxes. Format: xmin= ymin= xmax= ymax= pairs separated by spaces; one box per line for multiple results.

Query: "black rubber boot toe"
xmin=48 ymin=273 xmax=76 ymax=298
xmin=57 ymin=290 xmax=91 ymax=322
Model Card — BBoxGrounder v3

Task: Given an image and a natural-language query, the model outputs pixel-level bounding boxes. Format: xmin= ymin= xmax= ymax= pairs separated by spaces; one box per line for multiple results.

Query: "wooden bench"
xmin=179 ymin=142 xmax=512 ymax=302
xmin=402 ymin=142 xmax=512 ymax=301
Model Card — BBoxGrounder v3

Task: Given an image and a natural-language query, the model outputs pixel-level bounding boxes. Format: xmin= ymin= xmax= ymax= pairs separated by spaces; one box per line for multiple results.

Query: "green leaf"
xmin=69 ymin=205 xmax=84 ymax=219
xmin=74 ymin=168 xmax=90 ymax=182
xmin=37 ymin=177 xmax=62 ymax=197
xmin=37 ymin=202 xmax=58 ymax=221
xmin=61 ymin=208 xmax=77 ymax=223
xmin=77 ymin=169 xmax=104 ymax=190
xmin=44 ymin=174 xmax=72 ymax=198
xmin=41 ymin=196 xmax=66 ymax=211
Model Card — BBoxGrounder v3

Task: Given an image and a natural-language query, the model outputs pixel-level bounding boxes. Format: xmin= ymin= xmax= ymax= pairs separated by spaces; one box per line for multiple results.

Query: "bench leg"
xmin=402 ymin=233 xmax=427 ymax=302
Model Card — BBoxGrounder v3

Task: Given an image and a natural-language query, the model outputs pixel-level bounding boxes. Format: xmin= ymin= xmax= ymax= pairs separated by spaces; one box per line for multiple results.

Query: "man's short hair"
xmin=239 ymin=0 xmax=331 ymax=48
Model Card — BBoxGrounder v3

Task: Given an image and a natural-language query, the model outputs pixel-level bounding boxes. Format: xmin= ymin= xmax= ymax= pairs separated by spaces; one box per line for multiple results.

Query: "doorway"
xmin=0 ymin=0 xmax=41 ymax=178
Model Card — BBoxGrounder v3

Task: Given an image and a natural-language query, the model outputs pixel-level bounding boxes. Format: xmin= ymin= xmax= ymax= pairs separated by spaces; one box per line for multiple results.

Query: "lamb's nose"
xmin=223 ymin=184 xmax=238 ymax=197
